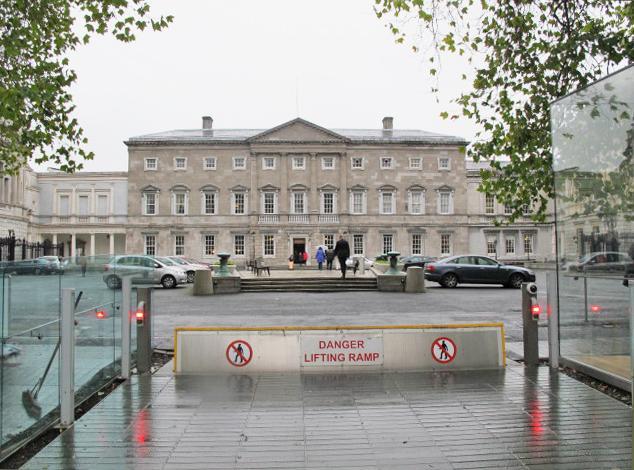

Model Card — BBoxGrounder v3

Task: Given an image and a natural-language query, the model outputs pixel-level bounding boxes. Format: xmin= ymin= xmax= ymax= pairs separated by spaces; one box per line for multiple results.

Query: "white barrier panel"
xmin=174 ymin=324 xmax=505 ymax=374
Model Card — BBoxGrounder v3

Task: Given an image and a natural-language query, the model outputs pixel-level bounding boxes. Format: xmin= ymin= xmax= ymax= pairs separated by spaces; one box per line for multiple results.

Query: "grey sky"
xmin=52 ymin=0 xmax=475 ymax=172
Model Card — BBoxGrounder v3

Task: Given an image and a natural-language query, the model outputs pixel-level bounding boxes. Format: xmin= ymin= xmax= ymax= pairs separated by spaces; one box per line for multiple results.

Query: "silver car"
xmin=103 ymin=255 xmax=188 ymax=289
xmin=166 ymin=256 xmax=211 ymax=283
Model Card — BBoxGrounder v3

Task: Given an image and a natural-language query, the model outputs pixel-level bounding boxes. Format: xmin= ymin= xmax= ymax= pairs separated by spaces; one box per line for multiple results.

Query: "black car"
xmin=400 ymin=255 xmax=437 ymax=271
xmin=424 ymin=255 xmax=536 ymax=288
xmin=0 ymin=258 xmax=59 ymax=275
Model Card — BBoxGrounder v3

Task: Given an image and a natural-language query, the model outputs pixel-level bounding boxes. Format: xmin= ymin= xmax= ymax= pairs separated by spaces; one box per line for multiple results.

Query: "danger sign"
xmin=431 ymin=337 xmax=457 ymax=364
xmin=226 ymin=340 xmax=253 ymax=367
xmin=301 ymin=334 xmax=383 ymax=367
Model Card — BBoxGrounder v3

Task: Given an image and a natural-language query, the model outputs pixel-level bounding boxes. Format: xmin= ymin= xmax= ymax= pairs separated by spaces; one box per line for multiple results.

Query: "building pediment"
xmin=378 ymin=184 xmax=397 ymax=192
xmin=247 ymin=118 xmax=348 ymax=143
xmin=349 ymin=184 xmax=367 ymax=192
xmin=407 ymin=184 xmax=426 ymax=192
xmin=200 ymin=184 xmax=219 ymax=192
xmin=140 ymin=185 xmax=160 ymax=192
xmin=259 ymin=184 xmax=280 ymax=192
xmin=230 ymin=185 xmax=249 ymax=192
xmin=170 ymin=184 xmax=190 ymax=192
xmin=436 ymin=184 xmax=454 ymax=192
xmin=318 ymin=183 xmax=339 ymax=192
xmin=289 ymin=183 xmax=309 ymax=192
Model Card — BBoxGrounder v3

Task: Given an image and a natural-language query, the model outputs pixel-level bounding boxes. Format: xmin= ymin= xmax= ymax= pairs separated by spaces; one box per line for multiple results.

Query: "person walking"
xmin=326 ymin=248 xmax=335 ymax=270
xmin=333 ymin=234 xmax=350 ymax=279
xmin=315 ymin=246 xmax=326 ymax=270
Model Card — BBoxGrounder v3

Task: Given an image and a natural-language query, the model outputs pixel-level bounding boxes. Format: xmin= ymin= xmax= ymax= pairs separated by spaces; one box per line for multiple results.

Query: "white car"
xmin=345 ymin=256 xmax=374 ymax=268
xmin=166 ymin=256 xmax=212 ymax=283
xmin=103 ymin=255 xmax=188 ymax=289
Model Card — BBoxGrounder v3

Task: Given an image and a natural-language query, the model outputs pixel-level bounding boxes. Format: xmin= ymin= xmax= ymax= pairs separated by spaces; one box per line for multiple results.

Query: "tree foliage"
xmin=374 ymin=0 xmax=634 ymax=222
xmin=0 ymin=0 xmax=172 ymax=174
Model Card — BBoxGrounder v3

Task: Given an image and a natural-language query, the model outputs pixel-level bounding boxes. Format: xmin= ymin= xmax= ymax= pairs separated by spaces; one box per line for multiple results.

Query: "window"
xmin=292 ymin=192 xmax=305 ymax=214
xmin=411 ymin=234 xmax=423 ymax=255
xmin=174 ymin=235 xmax=185 ymax=255
xmin=234 ymin=234 xmax=245 ymax=256
xmin=173 ymin=192 xmax=187 ymax=215
xmin=144 ymin=158 xmax=157 ymax=171
xmin=487 ymin=239 xmax=497 ymax=256
xmin=351 ymin=191 xmax=366 ymax=214
xmin=438 ymin=157 xmax=450 ymax=170
xmin=505 ymin=237 xmax=515 ymax=254
xmin=409 ymin=191 xmax=424 ymax=215
xmin=522 ymin=204 xmax=531 ymax=216
xmin=322 ymin=192 xmax=334 ymax=214
xmin=203 ymin=235 xmax=215 ymax=256
xmin=263 ymin=235 xmax=275 ymax=256
xmin=263 ymin=156 xmax=276 ymax=169
xmin=523 ymin=234 xmax=534 ymax=255
xmin=174 ymin=157 xmax=187 ymax=170
xmin=504 ymin=203 xmax=513 ymax=215
xmin=144 ymin=235 xmax=156 ymax=256
xmin=204 ymin=157 xmax=216 ymax=170
xmin=78 ymin=195 xmax=89 ymax=216
xmin=380 ymin=192 xmax=394 ymax=214
xmin=485 ymin=194 xmax=495 ymax=214
xmin=380 ymin=157 xmax=393 ymax=169
xmin=440 ymin=234 xmax=451 ymax=255
xmin=438 ymin=191 xmax=453 ymax=214
xmin=292 ymin=156 xmax=305 ymax=169
xmin=409 ymin=157 xmax=422 ymax=169
xmin=143 ymin=192 xmax=157 ymax=215
xmin=202 ymin=191 xmax=217 ymax=215
xmin=263 ymin=192 xmax=276 ymax=214
xmin=233 ymin=156 xmax=246 ymax=170
xmin=324 ymin=234 xmax=334 ymax=250
xmin=97 ymin=195 xmax=109 ymax=216
xmin=58 ymin=194 xmax=70 ymax=216
xmin=382 ymin=234 xmax=393 ymax=254
xmin=351 ymin=157 xmax=363 ymax=169
xmin=321 ymin=156 xmax=335 ymax=169
xmin=353 ymin=234 xmax=364 ymax=255
xmin=232 ymin=192 xmax=246 ymax=215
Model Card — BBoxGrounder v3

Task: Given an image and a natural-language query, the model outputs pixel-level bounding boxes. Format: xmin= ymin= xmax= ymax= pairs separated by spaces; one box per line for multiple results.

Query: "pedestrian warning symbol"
xmin=431 ymin=337 xmax=456 ymax=364
xmin=226 ymin=340 xmax=253 ymax=367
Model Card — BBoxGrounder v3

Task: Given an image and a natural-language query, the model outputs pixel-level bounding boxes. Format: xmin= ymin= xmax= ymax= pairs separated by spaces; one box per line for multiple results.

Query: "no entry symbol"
xmin=226 ymin=340 xmax=253 ymax=367
xmin=431 ymin=337 xmax=457 ymax=364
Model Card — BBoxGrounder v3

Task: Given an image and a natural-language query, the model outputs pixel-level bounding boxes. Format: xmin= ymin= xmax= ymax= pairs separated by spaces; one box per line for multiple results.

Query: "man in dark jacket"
xmin=326 ymin=248 xmax=335 ymax=270
xmin=333 ymin=234 xmax=350 ymax=279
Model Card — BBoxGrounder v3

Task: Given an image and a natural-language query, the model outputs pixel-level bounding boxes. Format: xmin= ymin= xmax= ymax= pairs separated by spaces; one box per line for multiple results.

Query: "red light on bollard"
xmin=96 ymin=310 xmax=107 ymax=319
xmin=590 ymin=304 xmax=602 ymax=313
xmin=136 ymin=309 xmax=144 ymax=326
xmin=531 ymin=304 xmax=542 ymax=319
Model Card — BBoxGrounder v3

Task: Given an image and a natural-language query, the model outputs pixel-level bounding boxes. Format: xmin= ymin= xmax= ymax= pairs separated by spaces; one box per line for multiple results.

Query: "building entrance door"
xmin=293 ymin=238 xmax=306 ymax=264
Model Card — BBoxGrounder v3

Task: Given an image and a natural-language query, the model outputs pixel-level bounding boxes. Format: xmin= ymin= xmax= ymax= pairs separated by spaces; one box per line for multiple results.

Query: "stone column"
xmin=70 ymin=233 xmax=76 ymax=258
xmin=309 ymin=153 xmax=318 ymax=214
xmin=90 ymin=233 xmax=96 ymax=257
xmin=339 ymin=152 xmax=348 ymax=214
xmin=52 ymin=233 xmax=58 ymax=245
xmin=109 ymin=233 xmax=115 ymax=255
xmin=280 ymin=153 xmax=288 ymax=216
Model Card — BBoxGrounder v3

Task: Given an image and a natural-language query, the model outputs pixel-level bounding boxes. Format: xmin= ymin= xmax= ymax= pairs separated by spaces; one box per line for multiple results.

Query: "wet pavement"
xmin=24 ymin=362 xmax=632 ymax=469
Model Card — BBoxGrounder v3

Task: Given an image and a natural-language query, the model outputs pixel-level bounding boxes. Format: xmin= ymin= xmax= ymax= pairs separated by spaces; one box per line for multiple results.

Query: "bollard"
xmin=547 ymin=272 xmax=559 ymax=369
xmin=193 ymin=270 xmax=214 ymax=295
xmin=521 ymin=282 xmax=539 ymax=366
xmin=121 ymin=276 xmax=132 ymax=380
xmin=136 ymin=288 xmax=152 ymax=374
xmin=358 ymin=256 xmax=365 ymax=275
xmin=60 ymin=288 xmax=75 ymax=427
xmin=405 ymin=266 xmax=426 ymax=293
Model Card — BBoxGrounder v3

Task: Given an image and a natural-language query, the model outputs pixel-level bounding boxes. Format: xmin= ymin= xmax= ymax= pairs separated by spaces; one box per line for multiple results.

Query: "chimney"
xmin=382 ymin=116 xmax=393 ymax=130
xmin=202 ymin=116 xmax=213 ymax=130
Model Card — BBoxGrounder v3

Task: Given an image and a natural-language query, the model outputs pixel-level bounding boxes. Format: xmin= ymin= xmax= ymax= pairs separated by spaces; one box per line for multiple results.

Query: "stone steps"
xmin=241 ymin=277 xmax=378 ymax=292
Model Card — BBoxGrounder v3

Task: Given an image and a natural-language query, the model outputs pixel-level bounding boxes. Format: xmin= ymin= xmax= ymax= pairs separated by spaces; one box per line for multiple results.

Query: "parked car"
xmin=424 ymin=255 xmax=536 ymax=288
xmin=37 ymin=256 xmax=64 ymax=273
xmin=166 ymin=256 xmax=212 ymax=283
xmin=0 ymin=258 xmax=60 ymax=275
xmin=399 ymin=255 xmax=437 ymax=271
xmin=102 ymin=255 xmax=188 ymax=289
xmin=565 ymin=251 xmax=632 ymax=274
xmin=345 ymin=256 xmax=375 ymax=268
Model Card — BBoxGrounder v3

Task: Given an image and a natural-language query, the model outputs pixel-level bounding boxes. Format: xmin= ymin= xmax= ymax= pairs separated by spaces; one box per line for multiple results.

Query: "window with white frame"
xmin=234 ymin=234 xmax=245 ymax=256
xmin=504 ymin=203 xmax=513 ymax=215
xmin=292 ymin=192 xmax=306 ymax=214
xmin=409 ymin=157 xmax=422 ymax=169
xmin=232 ymin=192 xmax=246 ymax=215
xmin=380 ymin=191 xmax=395 ymax=214
xmin=382 ymin=234 xmax=393 ymax=254
xmin=353 ymin=234 xmax=364 ymax=255
xmin=263 ymin=234 xmax=275 ymax=256
xmin=351 ymin=191 xmax=366 ymax=214
xmin=203 ymin=157 xmax=216 ymax=170
xmin=172 ymin=192 xmax=188 ymax=215
xmin=174 ymin=157 xmax=187 ymax=170
xmin=351 ymin=157 xmax=363 ymax=169
xmin=203 ymin=234 xmax=215 ymax=256
xmin=202 ymin=191 xmax=217 ymax=215
xmin=438 ymin=191 xmax=453 ymax=214
xmin=144 ymin=235 xmax=156 ymax=255
xmin=487 ymin=238 xmax=497 ymax=256
xmin=321 ymin=192 xmax=335 ymax=214
xmin=438 ymin=157 xmax=450 ymax=170
xmin=324 ymin=234 xmax=334 ymax=250
xmin=97 ymin=194 xmax=109 ymax=216
xmin=144 ymin=158 xmax=157 ymax=171
xmin=233 ymin=156 xmax=246 ymax=170
xmin=408 ymin=190 xmax=424 ymax=214
xmin=411 ymin=233 xmax=423 ymax=255
xmin=292 ymin=156 xmax=305 ymax=169
xmin=485 ymin=194 xmax=495 ymax=214
xmin=505 ymin=237 xmax=515 ymax=254
xmin=174 ymin=235 xmax=185 ymax=255
xmin=380 ymin=157 xmax=393 ymax=169
xmin=321 ymin=156 xmax=335 ymax=170
xmin=78 ymin=194 xmax=89 ymax=216
xmin=58 ymin=194 xmax=70 ymax=216
xmin=263 ymin=192 xmax=277 ymax=214
xmin=143 ymin=192 xmax=157 ymax=215
xmin=262 ymin=156 xmax=276 ymax=170
xmin=440 ymin=234 xmax=451 ymax=255
xmin=523 ymin=233 xmax=534 ymax=255
xmin=522 ymin=204 xmax=531 ymax=216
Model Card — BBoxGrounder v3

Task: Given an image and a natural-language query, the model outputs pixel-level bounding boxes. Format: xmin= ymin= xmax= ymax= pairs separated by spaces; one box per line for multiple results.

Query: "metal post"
xmin=121 ymin=277 xmax=132 ymax=380
xmin=60 ymin=288 xmax=75 ymax=427
xmin=630 ymin=285 xmax=633 ymax=464
xmin=547 ymin=272 xmax=559 ymax=369
xmin=2 ymin=275 xmax=11 ymax=339
xmin=521 ymin=283 xmax=539 ymax=366
xmin=136 ymin=288 xmax=152 ymax=374
xmin=583 ymin=276 xmax=588 ymax=322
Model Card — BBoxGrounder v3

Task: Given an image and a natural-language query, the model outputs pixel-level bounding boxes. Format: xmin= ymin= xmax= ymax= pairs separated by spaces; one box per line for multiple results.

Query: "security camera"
xmin=526 ymin=283 xmax=538 ymax=295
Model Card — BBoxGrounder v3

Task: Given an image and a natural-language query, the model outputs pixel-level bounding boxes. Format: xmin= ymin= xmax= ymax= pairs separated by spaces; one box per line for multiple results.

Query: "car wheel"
xmin=186 ymin=271 xmax=195 ymax=283
xmin=161 ymin=275 xmax=176 ymax=289
xmin=105 ymin=275 xmax=121 ymax=290
xmin=441 ymin=273 xmax=458 ymax=288
xmin=507 ymin=273 xmax=525 ymax=289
